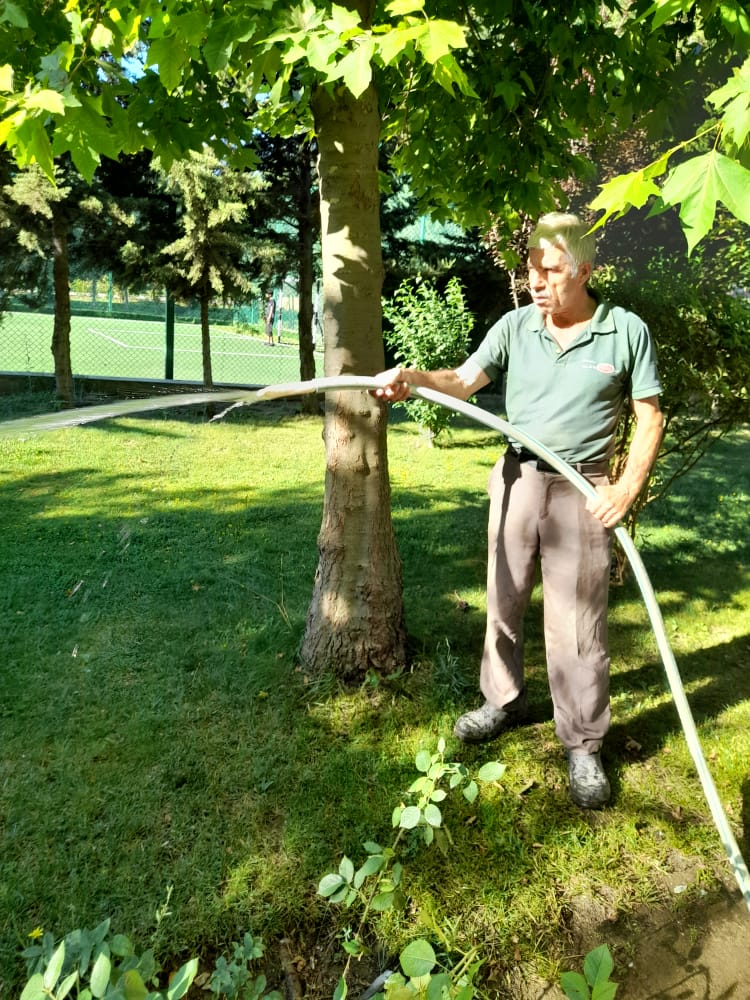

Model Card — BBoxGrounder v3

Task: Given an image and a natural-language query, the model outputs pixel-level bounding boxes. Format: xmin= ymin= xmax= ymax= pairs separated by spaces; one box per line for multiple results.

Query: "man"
xmin=374 ymin=213 xmax=663 ymax=808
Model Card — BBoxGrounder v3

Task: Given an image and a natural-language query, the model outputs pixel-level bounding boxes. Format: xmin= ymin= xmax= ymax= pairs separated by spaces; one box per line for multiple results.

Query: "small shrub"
xmin=593 ymin=256 xmax=750 ymax=579
xmin=382 ymin=277 xmax=474 ymax=443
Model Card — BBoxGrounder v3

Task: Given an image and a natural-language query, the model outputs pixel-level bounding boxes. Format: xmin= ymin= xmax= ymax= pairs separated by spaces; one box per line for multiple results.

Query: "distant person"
xmin=313 ymin=303 xmax=323 ymax=350
xmin=373 ymin=212 xmax=663 ymax=809
xmin=265 ymin=294 xmax=276 ymax=346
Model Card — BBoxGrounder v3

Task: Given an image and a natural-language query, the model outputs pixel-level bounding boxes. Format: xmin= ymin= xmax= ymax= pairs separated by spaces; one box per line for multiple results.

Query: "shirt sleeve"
xmin=468 ymin=312 xmax=514 ymax=381
xmin=628 ymin=320 xmax=662 ymax=399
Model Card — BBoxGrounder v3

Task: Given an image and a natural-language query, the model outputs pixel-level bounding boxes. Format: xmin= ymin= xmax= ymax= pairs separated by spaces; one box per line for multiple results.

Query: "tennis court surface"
xmin=0 ymin=312 xmax=319 ymax=385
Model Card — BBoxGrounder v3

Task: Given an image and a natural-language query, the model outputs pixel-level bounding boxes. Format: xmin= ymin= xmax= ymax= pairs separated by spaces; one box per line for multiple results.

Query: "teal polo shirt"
xmin=470 ymin=297 xmax=662 ymax=463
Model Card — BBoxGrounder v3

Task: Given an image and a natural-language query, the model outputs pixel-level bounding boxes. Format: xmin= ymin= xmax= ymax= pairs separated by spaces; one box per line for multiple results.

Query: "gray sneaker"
xmin=453 ymin=700 xmax=526 ymax=743
xmin=568 ymin=751 xmax=611 ymax=809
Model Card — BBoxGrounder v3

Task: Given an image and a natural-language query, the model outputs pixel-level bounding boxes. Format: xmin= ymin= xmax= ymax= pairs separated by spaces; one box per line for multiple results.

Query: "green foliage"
xmin=0 ymin=2 xmax=474 ymax=181
xmin=590 ymin=3 xmax=750 ymax=251
xmin=382 ymin=277 xmax=473 ymax=442
xmin=318 ymin=738 xmax=503 ymax=1000
xmin=560 ymin=944 xmax=618 ymax=1000
xmin=593 ymin=255 xmax=750 ymax=562
xmin=19 ymin=922 xmax=280 ymax=1000
xmin=0 ymin=0 xmax=704 ymax=235
xmin=370 ymin=937 xmax=481 ymax=1000
xmin=20 ymin=918 xmax=197 ymax=1000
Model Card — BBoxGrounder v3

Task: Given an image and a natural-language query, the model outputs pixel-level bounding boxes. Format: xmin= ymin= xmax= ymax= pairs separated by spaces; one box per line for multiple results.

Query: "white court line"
xmin=88 ymin=327 xmax=296 ymax=359
xmin=88 ymin=324 xmax=260 ymax=343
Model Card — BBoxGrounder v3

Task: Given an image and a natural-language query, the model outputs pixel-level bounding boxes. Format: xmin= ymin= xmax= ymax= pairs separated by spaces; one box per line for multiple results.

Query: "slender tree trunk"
xmin=301 ymin=75 xmax=406 ymax=681
xmin=51 ymin=208 xmax=74 ymax=406
xmin=200 ymin=291 xmax=214 ymax=388
xmin=297 ymin=138 xmax=320 ymax=416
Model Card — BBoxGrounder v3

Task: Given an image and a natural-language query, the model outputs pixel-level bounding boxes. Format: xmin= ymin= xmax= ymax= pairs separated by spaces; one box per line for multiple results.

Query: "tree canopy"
xmin=589 ymin=1 xmax=750 ymax=252
xmin=2 ymin=1 xmax=748 ymax=253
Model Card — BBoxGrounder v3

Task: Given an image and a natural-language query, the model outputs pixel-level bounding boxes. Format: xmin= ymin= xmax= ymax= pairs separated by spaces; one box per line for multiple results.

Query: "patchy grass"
xmin=0 ymin=397 xmax=748 ymax=998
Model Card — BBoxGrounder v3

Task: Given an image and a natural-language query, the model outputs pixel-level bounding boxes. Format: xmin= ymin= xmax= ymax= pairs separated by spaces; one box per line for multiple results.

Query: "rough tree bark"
xmin=300 ymin=73 xmax=407 ymax=681
xmin=199 ymin=292 xmax=214 ymax=388
xmin=50 ymin=207 xmax=74 ymax=406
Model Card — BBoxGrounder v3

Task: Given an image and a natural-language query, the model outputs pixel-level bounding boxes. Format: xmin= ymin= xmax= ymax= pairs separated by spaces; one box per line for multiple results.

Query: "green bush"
xmin=382 ymin=277 xmax=474 ymax=443
xmin=593 ymin=256 xmax=750 ymax=573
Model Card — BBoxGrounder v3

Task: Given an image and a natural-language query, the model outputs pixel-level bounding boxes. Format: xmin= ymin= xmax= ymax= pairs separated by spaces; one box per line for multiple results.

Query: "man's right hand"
xmin=371 ymin=366 xmax=414 ymax=402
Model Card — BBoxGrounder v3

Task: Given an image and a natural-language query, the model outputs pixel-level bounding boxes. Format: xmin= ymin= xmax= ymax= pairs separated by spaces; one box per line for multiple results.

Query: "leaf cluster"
xmin=590 ymin=3 xmax=750 ymax=251
xmin=560 ymin=944 xmax=617 ymax=1000
xmin=0 ymin=0 xmax=724 ymax=242
xmin=20 ymin=921 xmax=280 ymax=1000
xmin=371 ymin=937 xmax=480 ymax=1000
xmin=383 ymin=276 xmax=473 ymax=442
xmin=20 ymin=918 xmax=195 ymax=1000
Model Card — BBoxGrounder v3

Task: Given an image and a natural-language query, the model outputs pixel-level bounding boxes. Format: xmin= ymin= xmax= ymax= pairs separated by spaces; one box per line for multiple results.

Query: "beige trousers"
xmin=480 ymin=453 xmax=612 ymax=753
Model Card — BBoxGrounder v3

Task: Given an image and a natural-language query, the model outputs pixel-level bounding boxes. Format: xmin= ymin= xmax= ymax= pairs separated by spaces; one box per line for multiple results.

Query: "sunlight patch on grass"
xmin=1 ymin=403 xmax=748 ymax=996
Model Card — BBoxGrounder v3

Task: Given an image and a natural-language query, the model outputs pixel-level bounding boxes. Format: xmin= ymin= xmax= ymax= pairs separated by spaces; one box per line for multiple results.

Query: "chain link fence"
xmin=0 ymin=277 xmax=324 ymax=388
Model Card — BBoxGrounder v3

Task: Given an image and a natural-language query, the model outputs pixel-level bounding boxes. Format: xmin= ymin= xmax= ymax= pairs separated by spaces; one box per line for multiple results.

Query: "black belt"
xmin=508 ymin=446 xmax=609 ymax=476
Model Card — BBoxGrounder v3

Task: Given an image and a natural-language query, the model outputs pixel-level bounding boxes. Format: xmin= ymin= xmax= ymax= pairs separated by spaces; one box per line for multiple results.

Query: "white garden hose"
xmin=3 ymin=374 xmax=749 ymax=909
xmin=259 ymin=376 xmax=750 ymax=911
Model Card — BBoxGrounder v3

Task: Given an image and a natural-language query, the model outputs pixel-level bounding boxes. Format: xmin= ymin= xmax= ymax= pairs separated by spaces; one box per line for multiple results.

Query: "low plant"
xmin=19 ymin=920 xmax=280 ymax=1000
xmin=206 ymin=933 xmax=282 ymax=1000
xmin=317 ymin=739 xmax=504 ymax=999
xmin=371 ymin=938 xmax=480 ymax=1000
xmin=559 ymin=944 xmax=618 ymax=1000
xmin=593 ymin=255 xmax=750 ymax=579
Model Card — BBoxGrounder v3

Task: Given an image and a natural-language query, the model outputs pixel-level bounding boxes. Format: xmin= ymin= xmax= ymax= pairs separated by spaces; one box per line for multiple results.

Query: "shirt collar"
xmin=522 ymin=290 xmax=615 ymax=335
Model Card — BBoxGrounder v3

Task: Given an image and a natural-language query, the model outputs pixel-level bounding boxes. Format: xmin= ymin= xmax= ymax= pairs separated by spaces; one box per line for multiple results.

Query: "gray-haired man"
xmin=374 ymin=213 xmax=663 ymax=808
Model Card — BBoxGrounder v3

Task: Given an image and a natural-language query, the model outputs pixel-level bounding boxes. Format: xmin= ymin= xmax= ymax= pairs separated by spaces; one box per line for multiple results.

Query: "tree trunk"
xmin=300 ymin=75 xmax=407 ymax=681
xmin=297 ymin=138 xmax=320 ymax=417
xmin=51 ymin=207 xmax=74 ymax=406
xmin=200 ymin=291 xmax=214 ymax=388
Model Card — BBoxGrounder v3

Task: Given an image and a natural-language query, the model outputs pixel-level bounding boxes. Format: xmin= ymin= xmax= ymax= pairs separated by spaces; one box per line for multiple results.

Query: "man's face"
xmin=527 ymin=245 xmax=590 ymax=318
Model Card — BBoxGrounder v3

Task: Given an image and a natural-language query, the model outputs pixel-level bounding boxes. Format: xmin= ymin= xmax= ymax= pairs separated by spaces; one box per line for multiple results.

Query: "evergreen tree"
xmin=159 ymin=148 xmax=281 ymax=388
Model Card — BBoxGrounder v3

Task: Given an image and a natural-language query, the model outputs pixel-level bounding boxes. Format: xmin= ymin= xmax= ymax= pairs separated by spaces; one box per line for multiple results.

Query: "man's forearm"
xmin=587 ymin=397 xmax=663 ymax=528
xmin=372 ymin=360 xmax=489 ymax=402
xmin=400 ymin=366 xmax=477 ymax=400
xmin=617 ymin=408 xmax=664 ymax=501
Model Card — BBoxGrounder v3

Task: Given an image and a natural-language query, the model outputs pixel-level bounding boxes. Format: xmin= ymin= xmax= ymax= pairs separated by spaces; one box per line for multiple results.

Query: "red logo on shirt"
xmin=596 ymin=363 xmax=616 ymax=375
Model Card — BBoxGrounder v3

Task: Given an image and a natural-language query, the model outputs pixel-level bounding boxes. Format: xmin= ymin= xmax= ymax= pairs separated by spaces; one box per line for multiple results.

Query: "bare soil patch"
xmin=506 ymin=863 xmax=750 ymax=1000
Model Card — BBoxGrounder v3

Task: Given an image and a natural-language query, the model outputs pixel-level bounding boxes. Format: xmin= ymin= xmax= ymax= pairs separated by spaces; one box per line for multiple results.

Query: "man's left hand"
xmin=586 ymin=483 xmax=633 ymax=529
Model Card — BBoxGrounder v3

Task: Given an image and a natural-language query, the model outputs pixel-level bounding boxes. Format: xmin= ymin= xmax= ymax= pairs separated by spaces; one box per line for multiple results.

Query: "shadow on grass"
xmin=1 ymin=417 xmax=749 ymax=996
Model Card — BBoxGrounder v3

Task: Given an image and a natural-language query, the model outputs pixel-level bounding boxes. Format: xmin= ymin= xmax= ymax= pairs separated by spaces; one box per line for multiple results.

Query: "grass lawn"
xmin=0 ymin=394 xmax=748 ymax=998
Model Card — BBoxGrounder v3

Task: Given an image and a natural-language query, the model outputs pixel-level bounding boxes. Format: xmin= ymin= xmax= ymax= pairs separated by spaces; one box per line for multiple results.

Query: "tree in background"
xmin=0 ymin=158 xmax=107 ymax=404
xmin=0 ymin=152 xmax=52 ymax=316
xmin=158 ymin=148 xmax=281 ymax=388
xmin=251 ymin=130 xmax=321 ymax=413
xmin=78 ymin=151 xmax=180 ymax=299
